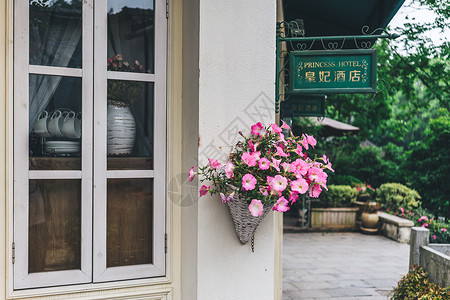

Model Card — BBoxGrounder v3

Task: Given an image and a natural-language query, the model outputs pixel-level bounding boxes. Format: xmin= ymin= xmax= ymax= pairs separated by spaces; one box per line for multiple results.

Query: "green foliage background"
xmin=293 ymin=0 xmax=450 ymax=218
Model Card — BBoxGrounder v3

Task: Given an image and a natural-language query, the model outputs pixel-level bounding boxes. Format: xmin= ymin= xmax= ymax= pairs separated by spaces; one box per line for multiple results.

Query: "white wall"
xmin=195 ymin=0 xmax=277 ymax=298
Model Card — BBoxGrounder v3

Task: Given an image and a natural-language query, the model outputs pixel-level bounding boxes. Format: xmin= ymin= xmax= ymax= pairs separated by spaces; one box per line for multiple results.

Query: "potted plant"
xmin=354 ymin=183 xmax=375 ymax=202
xmin=189 ymin=122 xmax=334 ymax=244
xmin=106 ymin=54 xmax=144 ymax=155
xmin=310 ymin=185 xmax=359 ymax=229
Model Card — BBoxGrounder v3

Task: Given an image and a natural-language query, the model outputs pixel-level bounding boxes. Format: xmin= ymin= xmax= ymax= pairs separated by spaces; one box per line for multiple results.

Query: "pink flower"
xmin=241 ymin=152 xmax=257 ymax=166
xmin=208 ymin=158 xmax=222 ymax=169
xmin=269 ymin=175 xmax=288 ymax=192
xmin=242 ymin=174 xmax=257 ymax=191
xmin=259 ymin=157 xmax=270 ymax=170
xmin=278 ymin=133 xmax=287 ymax=145
xmin=249 ymin=199 xmax=264 ymax=217
xmin=291 ymin=178 xmax=309 ymax=194
xmin=433 ymin=235 xmax=437 ymax=240
xmin=199 ymin=185 xmax=210 ymax=197
xmin=309 ymin=184 xmax=322 ymax=198
xmin=306 ymin=134 xmax=317 ymax=148
xmin=227 ymin=192 xmax=235 ymax=202
xmin=419 ymin=216 xmax=429 ymax=222
xmin=308 ymin=167 xmax=328 ymax=184
xmin=220 ymin=193 xmax=227 ymax=204
xmin=188 ymin=166 xmax=196 ymax=182
xmin=271 ymin=158 xmax=281 ymax=171
xmin=422 ymin=223 xmax=429 ymax=228
xmin=400 ymin=207 xmax=404 ymax=214
xmin=251 ymin=151 xmax=261 ymax=161
xmin=301 ymin=135 xmax=309 ymax=150
xmin=251 ymin=122 xmax=265 ymax=136
xmin=275 ymin=146 xmax=289 ymax=157
xmin=259 ymin=186 xmax=269 ymax=196
xmin=322 ymin=154 xmax=334 ymax=172
xmin=273 ymin=196 xmax=290 ymax=212
xmin=281 ymin=162 xmax=291 ymax=172
xmin=324 ymin=162 xmax=334 ymax=172
xmin=270 ymin=123 xmax=282 ymax=134
xmin=295 ymin=143 xmax=304 ymax=157
xmin=225 ymin=161 xmax=235 ymax=179
xmin=441 ymin=228 xmax=447 ymax=232
xmin=290 ymin=159 xmax=309 ymax=176
xmin=248 ymin=140 xmax=258 ymax=152
xmin=289 ymin=192 xmax=299 ymax=204
xmin=281 ymin=120 xmax=291 ymax=130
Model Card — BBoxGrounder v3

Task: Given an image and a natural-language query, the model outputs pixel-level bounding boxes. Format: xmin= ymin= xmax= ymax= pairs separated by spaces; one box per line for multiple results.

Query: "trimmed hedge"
xmin=313 ymin=185 xmax=357 ymax=208
xmin=376 ymin=183 xmax=421 ymax=213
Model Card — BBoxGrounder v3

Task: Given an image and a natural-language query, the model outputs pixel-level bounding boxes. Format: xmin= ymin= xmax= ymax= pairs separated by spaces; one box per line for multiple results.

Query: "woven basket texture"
xmin=226 ymin=194 xmax=271 ymax=245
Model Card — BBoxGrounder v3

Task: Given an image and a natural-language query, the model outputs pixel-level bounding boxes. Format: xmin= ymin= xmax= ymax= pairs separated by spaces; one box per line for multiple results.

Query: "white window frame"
xmin=13 ymin=0 xmax=167 ymax=289
xmin=92 ymin=0 xmax=167 ymax=282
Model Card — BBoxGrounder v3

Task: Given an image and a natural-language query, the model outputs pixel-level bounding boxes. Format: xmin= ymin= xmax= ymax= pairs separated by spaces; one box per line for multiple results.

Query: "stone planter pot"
xmin=361 ymin=212 xmax=379 ymax=228
xmin=361 ymin=212 xmax=379 ymax=233
xmin=311 ymin=207 xmax=359 ymax=229
xmin=107 ymin=100 xmax=136 ymax=156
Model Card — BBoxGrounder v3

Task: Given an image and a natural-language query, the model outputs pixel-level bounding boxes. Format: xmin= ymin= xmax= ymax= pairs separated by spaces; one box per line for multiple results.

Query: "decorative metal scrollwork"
xmin=275 ymin=21 xmax=399 ymax=113
xmin=321 ymin=39 xmax=345 ymax=50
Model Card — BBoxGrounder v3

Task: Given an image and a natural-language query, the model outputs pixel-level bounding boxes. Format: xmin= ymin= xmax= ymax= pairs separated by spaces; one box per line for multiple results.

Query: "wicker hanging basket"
xmin=226 ymin=193 xmax=272 ymax=245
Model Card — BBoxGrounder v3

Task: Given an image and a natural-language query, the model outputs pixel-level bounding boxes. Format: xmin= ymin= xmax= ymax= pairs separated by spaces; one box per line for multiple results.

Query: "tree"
xmin=320 ymin=0 xmax=450 ymax=217
xmin=403 ymin=109 xmax=450 ymax=218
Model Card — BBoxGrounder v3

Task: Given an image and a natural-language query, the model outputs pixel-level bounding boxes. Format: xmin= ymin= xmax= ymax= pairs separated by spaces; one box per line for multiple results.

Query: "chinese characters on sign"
xmin=289 ymin=50 xmax=377 ymax=94
xmin=286 ymin=95 xmax=326 ymax=117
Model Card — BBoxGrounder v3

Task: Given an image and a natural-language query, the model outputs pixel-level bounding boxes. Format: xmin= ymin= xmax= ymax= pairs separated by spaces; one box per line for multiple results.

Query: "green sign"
xmin=289 ymin=49 xmax=377 ymax=94
xmin=287 ymin=95 xmax=326 ymax=117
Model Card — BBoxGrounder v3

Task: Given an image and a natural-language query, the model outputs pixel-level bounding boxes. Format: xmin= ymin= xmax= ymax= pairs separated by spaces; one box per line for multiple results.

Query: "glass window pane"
xmin=29 ymin=74 xmax=82 ymax=170
xmin=107 ymin=80 xmax=153 ymax=170
xmin=28 ymin=179 xmax=81 ymax=273
xmin=107 ymin=0 xmax=155 ymax=73
xmin=107 ymin=178 xmax=153 ymax=267
xmin=29 ymin=0 xmax=82 ymax=68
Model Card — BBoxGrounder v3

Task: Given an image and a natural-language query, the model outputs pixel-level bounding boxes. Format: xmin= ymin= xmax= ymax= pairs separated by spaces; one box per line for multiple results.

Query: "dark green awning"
xmin=283 ymin=0 xmax=405 ymax=37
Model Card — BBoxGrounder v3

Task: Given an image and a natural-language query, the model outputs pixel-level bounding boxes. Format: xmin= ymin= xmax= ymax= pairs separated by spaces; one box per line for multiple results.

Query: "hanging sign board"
xmin=286 ymin=94 xmax=326 ymax=117
xmin=289 ymin=49 xmax=377 ymax=94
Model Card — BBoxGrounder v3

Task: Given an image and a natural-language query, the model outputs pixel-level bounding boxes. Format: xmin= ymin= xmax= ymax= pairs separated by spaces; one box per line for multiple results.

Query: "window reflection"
xmin=29 ymin=179 xmax=81 ymax=273
xmin=107 ymin=0 xmax=155 ymax=73
xmin=29 ymin=75 xmax=82 ymax=170
xmin=107 ymin=178 xmax=153 ymax=267
xmin=107 ymin=80 xmax=154 ymax=170
xmin=29 ymin=0 xmax=82 ymax=68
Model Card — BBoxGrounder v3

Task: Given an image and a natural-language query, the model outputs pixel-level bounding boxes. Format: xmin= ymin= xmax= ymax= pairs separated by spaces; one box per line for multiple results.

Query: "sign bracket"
xmin=276 ymin=21 xmax=399 ymax=114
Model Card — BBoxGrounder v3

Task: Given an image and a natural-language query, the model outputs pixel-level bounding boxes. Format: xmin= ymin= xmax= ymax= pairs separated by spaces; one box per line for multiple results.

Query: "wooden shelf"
xmin=108 ymin=156 xmax=153 ymax=170
xmin=29 ymin=156 xmax=153 ymax=171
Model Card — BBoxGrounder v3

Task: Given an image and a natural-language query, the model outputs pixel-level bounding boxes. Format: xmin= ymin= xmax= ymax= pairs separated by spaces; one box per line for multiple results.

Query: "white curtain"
xmin=29 ymin=8 xmax=82 ymax=132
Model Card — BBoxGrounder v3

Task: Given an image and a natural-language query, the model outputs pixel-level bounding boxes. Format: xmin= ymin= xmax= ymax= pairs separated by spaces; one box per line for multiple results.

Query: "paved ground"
xmin=283 ymin=232 xmax=410 ymax=300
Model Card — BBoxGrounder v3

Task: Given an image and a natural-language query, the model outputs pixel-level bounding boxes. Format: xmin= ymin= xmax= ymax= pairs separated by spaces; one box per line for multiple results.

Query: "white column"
xmin=196 ymin=0 xmax=277 ymax=299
